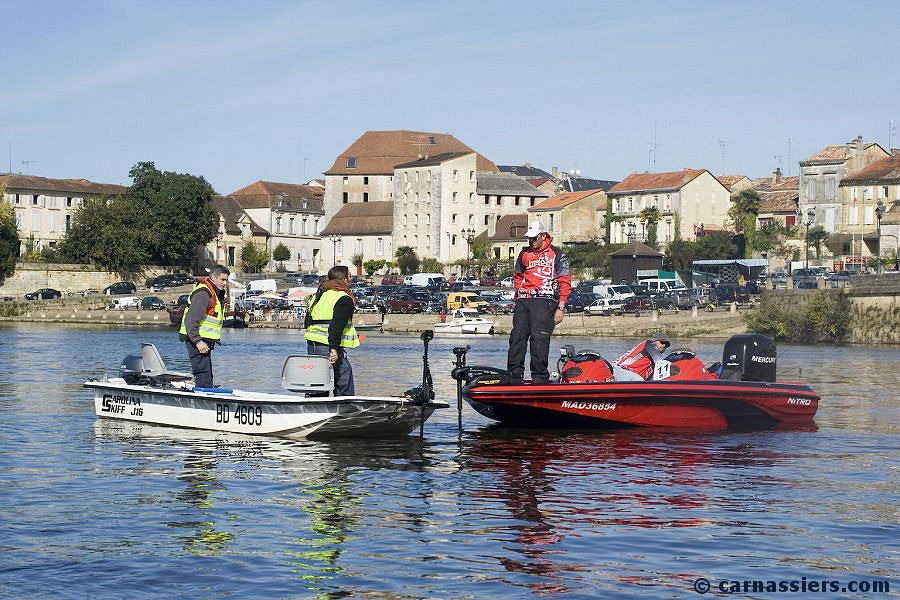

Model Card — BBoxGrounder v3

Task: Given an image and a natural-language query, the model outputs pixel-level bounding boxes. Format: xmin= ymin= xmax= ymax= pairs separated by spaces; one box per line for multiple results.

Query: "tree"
xmin=729 ymin=189 xmax=761 ymax=258
xmin=807 ymin=225 xmax=829 ymax=259
xmin=420 ymin=256 xmax=443 ymax=273
xmin=0 ymin=184 xmax=19 ymax=280
xmin=673 ymin=211 xmax=682 ymax=241
xmin=351 ymin=253 xmax=364 ymax=276
xmin=272 ymin=243 xmax=291 ymax=270
xmin=694 ymin=231 xmax=739 ymax=260
xmin=363 ymin=259 xmax=386 ymax=276
xmin=240 ymin=241 xmax=269 ymax=273
xmin=639 ymin=207 xmax=660 ymax=248
xmin=125 ymin=162 xmax=218 ymax=265
xmin=395 ymin=246 xmax=419 ymax=275
xmin=664 ymin=239 xmax=697 ymax=272
xmin=57 ymin=195 xmax=148 ymax=275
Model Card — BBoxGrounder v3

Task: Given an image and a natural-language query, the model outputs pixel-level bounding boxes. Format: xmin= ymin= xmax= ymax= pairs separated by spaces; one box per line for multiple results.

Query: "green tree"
xmin=272 ymin=243 xmax=291 ymax=270
xmin=639 ymin=207 xmax=660 ymax=248
xmin=363 ymin=258 xmax=386 ymax=276
xmin=807 ymin=225 xmax=829 ymax=259
xmin=57 ymin=195 xmax=148 ymax=275
xmin=240 ymin=241 xmax=268 ymax=273
xmin=694 ymin=231 xmax=739 ymax=260
xmin=729 ymin=189 xmax=761 ymax=258
xmin=0 ymin=184 xmax=19 ymax=280
xmin=673 ymin=211 xmax=682 ymax=241
xmin=125 ymin=162 xmax=218 ymax=265
xmin=664 ymin=239 xmax=697 ymax=272
xmin=420 ymin=256 xmax=443 ymax=273
xmin=395 ymin=245 xmax=419 ymax=274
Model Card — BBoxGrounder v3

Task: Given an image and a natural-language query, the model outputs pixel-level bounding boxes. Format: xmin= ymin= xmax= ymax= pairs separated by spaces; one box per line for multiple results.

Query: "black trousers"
xmin=507 ymin=297 xmax=557 ymax=384
xmin=186 ymin=340 xmax=214 ymax=388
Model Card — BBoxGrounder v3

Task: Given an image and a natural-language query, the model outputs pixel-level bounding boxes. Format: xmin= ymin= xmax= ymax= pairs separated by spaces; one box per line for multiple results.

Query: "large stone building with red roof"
xmin=606 ymin=169 xmax=730 ymax=247
xmin=527 ymin=189 xmax=608 ymax=243
xmin=838 ymin=153 xmax=900 ymax=259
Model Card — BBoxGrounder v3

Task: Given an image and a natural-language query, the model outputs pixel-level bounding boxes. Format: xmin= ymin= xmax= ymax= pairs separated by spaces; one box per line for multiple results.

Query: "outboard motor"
xmin=719 ymin=334 xmax=776 ymax=382
xmin=118 ymin=354 xmax=144 ymax=384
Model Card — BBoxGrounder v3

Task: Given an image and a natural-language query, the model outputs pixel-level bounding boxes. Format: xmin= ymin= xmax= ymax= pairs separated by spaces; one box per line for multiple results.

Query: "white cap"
xmin=523 ymin=220 xmax=548 ymax=238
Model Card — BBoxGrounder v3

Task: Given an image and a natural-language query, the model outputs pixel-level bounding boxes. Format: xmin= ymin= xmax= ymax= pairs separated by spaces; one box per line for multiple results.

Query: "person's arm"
xmin=555 ymin=250 xmax=572 ymax=307
xmin=512 ymin=250 xmax=526 ymax=298
xmin=328 ymin=295 xmax=354 ymax=350
xmin=184 ymin=289 xmax=211 ymax=343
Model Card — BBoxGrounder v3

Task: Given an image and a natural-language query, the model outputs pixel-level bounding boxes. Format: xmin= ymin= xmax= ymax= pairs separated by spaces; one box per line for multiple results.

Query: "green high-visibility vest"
xmin=179 ymin=281 xmax=224 ymax=341
xmin=304 ymin=289 xmax=360 ymax=348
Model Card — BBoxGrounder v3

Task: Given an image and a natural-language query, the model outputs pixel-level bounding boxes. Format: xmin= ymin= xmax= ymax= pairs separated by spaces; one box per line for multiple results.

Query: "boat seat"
xmin=281 ymin=354 xmax=335 ymax=393
xmin=140 ymin=343 xmax=194 ymax=381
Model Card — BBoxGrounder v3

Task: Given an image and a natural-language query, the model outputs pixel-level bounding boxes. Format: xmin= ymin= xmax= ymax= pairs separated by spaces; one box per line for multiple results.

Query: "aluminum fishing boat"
xmin=450 ymin=334 xmax=818 ymax=430
xmin=85 ymin=332 xmax=447 ymax=439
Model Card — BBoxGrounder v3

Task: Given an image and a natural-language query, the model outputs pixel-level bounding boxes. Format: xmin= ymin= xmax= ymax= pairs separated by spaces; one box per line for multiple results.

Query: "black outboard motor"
xmin=719 ymin=334 xmax=776 ymax=382
xmin=118 ymin=354 xmax=144 ymax=384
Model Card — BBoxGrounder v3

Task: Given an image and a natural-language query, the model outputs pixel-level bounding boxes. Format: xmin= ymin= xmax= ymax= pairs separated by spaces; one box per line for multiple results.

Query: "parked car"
xmin=381 ymin=274 xmax=404 ymax=285
xmin=672 ymin=289 xmax=698 ymax=310
xmin=712 ymin=285 xmax=751 ymax=304
xmin=447 ymin=291 xmax=489 ymax=312
xmin=564 ymin=294 xmax=589 ymax=313
xmin=623 ymin=292 xmax=654 ymax=313
xmin=584 ymin=298 xmax=625 ymax=316
xmin=383 ymin=294 xmax=425 ymax=314
xmin=649 ymin=292 xmax=677 ymax=310
xmin=689 ymin=287 xmax=713 ymax=306
xmin=479 ymin=276 xmax=500 ymax=287
xmin=81 ymin=288 xmax=100 ymax=297
xmin=104 ymin=281 xmax=137 ymax=295
xmin=140 ymin=296 xmax=167 ymax=310
xmin=25 ymin=288 xmax=62 ymax=300
xmin=500 ymin=276 xmax=515 ymax=288
xmin=575 ymin=280 xmax=600 ymax=295
xmin=109 ymin=296 xmax=141 ymax=310
xmin=795 ymin=280 xmax=819 ymax=290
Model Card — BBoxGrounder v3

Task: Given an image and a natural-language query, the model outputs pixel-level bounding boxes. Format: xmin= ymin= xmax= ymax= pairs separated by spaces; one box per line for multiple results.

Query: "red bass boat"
xmin=450 ymin=334 xmax=819 ymax=430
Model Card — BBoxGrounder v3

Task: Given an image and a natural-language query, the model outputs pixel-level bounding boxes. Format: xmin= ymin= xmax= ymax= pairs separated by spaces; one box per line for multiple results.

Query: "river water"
xmin=1 ymin=323 xmax=898 ymax=598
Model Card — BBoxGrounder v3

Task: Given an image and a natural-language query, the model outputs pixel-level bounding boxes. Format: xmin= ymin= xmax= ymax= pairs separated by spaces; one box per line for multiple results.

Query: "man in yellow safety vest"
xmin=304 ymin=265 xmax=360 ymax=396
xmin=179 ymin=265 xmax=229 ymax=388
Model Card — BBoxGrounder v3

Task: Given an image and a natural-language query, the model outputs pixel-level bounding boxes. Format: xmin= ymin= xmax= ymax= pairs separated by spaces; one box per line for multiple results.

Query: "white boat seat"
xmin=141 ymin=343 xmax=194 ymax=381
xmin=281 ymin=355 xmax=335 ymax=393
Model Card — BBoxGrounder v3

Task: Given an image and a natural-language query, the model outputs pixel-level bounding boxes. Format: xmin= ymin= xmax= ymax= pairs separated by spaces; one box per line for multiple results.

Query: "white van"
xmin=248 ymin=278 xmax=277 ymax=293
xmin=593 ymin=284 xmax=636 ymax=301
xmin=403 ymin=272 xmax=447 ymax=288
xmin=640 ymin=279 xmax=686 ymax=294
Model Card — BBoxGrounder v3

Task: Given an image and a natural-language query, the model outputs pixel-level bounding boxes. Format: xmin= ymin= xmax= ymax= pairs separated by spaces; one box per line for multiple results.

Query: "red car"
xmin=479 ymin=276 xmax=500 ymax=287
xmin=384 ymin=294 xmax=425 ymax=314
xmin=381 ymin=274 xmax=403 ymax=285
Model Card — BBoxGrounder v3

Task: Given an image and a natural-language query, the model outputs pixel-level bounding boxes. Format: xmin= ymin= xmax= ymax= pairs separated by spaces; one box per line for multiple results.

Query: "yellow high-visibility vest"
xmin=179 ymin=280 xmax=224 ymax=341
xmin=303 ymin=289 xmax=360 ymax=348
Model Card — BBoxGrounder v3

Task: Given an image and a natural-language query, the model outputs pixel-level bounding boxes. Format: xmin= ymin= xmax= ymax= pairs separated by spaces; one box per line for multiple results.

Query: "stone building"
xmin=838 ymin=154 xmax=900 ymax=259
xmin=229 ymin=180 xmax=325 ymax=272
xmin=0 ymin=174 xmax=125 ymax=255
xmin=319 ymin=201 xmax=393 ymax=272
xmin=527 ymin=189 xmax=608 ymax=243
xmin=607 ymin=169 xmax=730 ymax=247
xmin=200 ymin=196 xmax=269 ymax=269
xmin=799 ymin=136 xmax=889 ymax=233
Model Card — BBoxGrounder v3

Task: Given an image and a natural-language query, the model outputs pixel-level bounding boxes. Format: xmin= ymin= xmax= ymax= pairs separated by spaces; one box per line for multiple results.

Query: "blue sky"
xmin=3 ymin=0 xmax=898 ymax=193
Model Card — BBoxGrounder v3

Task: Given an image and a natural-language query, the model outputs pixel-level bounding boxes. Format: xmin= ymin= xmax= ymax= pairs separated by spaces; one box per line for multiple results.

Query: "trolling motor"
xmin=451 ymin=345 xmax=470 ymax=430
xmin=404 ymin=330 xmax=435 ymax=437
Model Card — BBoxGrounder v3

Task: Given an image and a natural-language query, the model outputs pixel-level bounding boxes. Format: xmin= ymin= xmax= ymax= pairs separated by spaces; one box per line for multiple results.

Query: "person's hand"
xmin=328 ymin=348 xmax=338 ymax=364
xmin=554 ymin=308 xmax=564 ymax=324
xmin=196 ymin=340 xmax=210 ymax=354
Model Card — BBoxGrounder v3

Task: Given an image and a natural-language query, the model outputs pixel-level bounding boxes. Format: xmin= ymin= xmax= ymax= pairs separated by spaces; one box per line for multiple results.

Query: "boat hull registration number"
xmin=216 ymin=403 xmax=263 ymax=426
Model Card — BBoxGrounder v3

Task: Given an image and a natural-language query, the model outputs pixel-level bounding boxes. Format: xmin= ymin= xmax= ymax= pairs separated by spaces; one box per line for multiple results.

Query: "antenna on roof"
xmin=647 ymin=120 xmax=664 ymax=172
xmin=21 ymin=159 xmax=35 ymax=174
xmin=718 ymin=139 xmax=727 ymax=174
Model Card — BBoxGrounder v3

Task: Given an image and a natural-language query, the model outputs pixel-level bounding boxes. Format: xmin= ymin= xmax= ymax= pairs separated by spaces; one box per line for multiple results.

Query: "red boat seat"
xmin=560 ymin=352 xmax=615 ymax=383
xmin=655 ymin=350 xmax=717 ymax=381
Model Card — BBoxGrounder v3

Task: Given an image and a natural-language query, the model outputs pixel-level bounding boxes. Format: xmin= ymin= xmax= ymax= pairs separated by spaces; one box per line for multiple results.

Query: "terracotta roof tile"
xmin=211 ymin=196 xmax=268 ymax=236
xmin=326 ymin=130 xmax=498 ymax=175
xmin=608 ymin=169 xmax=706 ymax=194
xmin=319 ymin=201 xmax=393 ymax=236
xmin=840 ymin=156 xmax=900 ymax=184
xmin=802 ymin=141 xmax=881 ymax=164
xmin=716 ymin=175 xmax=749 ymax=191
xmin=0 ymin=174 xmax=125 ymax=196
xmin=229 ymin=180 xmax=324 ymax=212
xmin=485 ymin=213 xmax=529 ymax=241
xmin=529 ymin=190 xmax=597 ymax=211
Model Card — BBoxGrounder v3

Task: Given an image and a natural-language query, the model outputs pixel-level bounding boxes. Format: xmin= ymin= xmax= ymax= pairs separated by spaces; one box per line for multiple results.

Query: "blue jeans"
xmin=307 ymin=342 xmax=355 ymax=396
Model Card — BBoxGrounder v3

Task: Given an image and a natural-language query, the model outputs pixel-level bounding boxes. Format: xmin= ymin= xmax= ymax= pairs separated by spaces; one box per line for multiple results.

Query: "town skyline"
xmin=3 ymin=1 xmax=899 ymax=193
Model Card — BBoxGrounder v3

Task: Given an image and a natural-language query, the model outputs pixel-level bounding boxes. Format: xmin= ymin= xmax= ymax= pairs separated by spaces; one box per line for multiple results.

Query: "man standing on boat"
xmin=507 ymin=220 xmax=571 ymax=384
xmin=179 ymin=265 xmax=230 ymax=388
xmin=304 ymin=265 xmax=360 ymax=396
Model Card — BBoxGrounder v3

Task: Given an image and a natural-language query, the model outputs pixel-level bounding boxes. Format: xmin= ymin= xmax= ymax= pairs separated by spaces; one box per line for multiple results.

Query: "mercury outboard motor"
xmin=719 ymin=334 xmax=776 ymax=382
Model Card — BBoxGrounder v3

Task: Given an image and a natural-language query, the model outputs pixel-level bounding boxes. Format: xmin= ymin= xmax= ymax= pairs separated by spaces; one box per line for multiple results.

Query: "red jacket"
xmin=513 ymin=234 xmax=571 ymax=304
xmin=613 ymin=340 xmax=654 ymax=380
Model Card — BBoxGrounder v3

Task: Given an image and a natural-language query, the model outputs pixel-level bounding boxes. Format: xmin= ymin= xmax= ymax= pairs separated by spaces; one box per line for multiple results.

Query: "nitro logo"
xmin=750 ymin=355 xmax=776 ymax=363
xmin=787 ymin=397 xmax=812 ymax=406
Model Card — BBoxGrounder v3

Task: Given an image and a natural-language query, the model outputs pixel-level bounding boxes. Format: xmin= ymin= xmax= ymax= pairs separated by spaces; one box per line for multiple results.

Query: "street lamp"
xmin=462 ymin=227 xmax=475 ymax=276
xmin=328 ymin=234 xmax=341 ymax=266
xmin=627 ymin=221 xmax=636 ymax=243
xmin=797 ymin=207 xmax=816 ymax=270
xmin=875 ymin=200 xmax=886 ymax=274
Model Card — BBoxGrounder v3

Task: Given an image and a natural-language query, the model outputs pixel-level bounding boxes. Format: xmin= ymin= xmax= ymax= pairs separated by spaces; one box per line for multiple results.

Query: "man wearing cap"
xmin=612 ymin=332 xmax=671 ymax=381
xmin=506 ymin=219 xmax=572 ymax=384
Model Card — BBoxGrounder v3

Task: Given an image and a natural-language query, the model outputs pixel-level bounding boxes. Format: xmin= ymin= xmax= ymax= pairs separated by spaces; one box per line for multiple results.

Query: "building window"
xmin=363 ymin=176 xmax=369 ymax=185
xmin=469 ymin=171 xmax=475 ymax=182
xmin=363 ymin=192 xmax=369 ymax=202
xmin=468 ymin=214 xmax=474 ymax=225
xmin=355 ymin=238 xmax=363 ymax=254
xmin=275 ymin=217 xmax=282 ymax=234
xmin=453 ymin=192 xmax=458 ymax=202
xmin=883 ymin=186 xmax=890 ymax=199
xmin=415 ymin=171 xmax=420 ymax=184
xmin=628 ymin=199 xmax=633 ymax=212
xmin=289 ymin=218 xmax=295 ymax=234
xmin=343 ymin=192 xmax=348 ymax=204
xmin=469 ymin=193 xmax=474 ymax=203
xmin=376 ymin=237 xmax=384 ymax=256
xmin=426 ymin=214 xmax=431 ymax=225
xmin=514 ymin=196 xmax=520 ymax=206
xmin=403 ymin=214 xmax=408 ymax=226
xmin=427 ymin=170 xmax=432 ymax=182
xmin=302 ymin=219 xmax=307 ymax=234
xmin=32 ymin=195 xmax=39 ymax=206
xmin=346 ymin=157 xmax=356 ymax=168
xmin=826 ymin=178 xmax=836 ymax=200
xmin=337 ymin=240 xmax=344 ymax=255
xmin=65 ymin=214 xmax=71 ymax=231
xmin=484 ymin=215 xmax=489 ymax=225
xmin=314 ymin=219 xmax=320 ymax=234
xmin=496 ymin=196 xmax=501 ymax=206
xmin=49 ymin=213 xmax=57 ymax=232
xmin=864 ymin=205 xmax=874 ymax=225
xmin=549 ymin=214 xmax=555 ymax=231
xmin=484 ymin=195 xmax=489 ymax=205
xmin=32 ymin=213 xmax=40 ymax=231
xmin=530 ymin=198 xmax=536 ymax=207
xmin=14 ymin=194 xmax=20 ymax=204
xmin=453 ymin=169 xmax=459 ymax=183
xmin=807 ymin=179 xmax=815 ymax=201
xmin=415 ymin=214 xmax=419 ymax=226
xmin=848 ymin=206 xmax=858 ymax=225
xmin=452 ymin=234 xmax=457 ymax=245
xmin=343 ymin=176 xmax=349 ymax=185
xmin=452 ymin=214 xmax=457 ymax=224
xmin=426 ymin=192 xmax=431 ymax=204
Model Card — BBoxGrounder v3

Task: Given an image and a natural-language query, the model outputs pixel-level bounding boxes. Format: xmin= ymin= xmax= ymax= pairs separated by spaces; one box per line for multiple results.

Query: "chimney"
xmin=551 ymin=166 xmax=559 ymax=178
xmin=772 ymin=167 xmax=782 ymax=184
